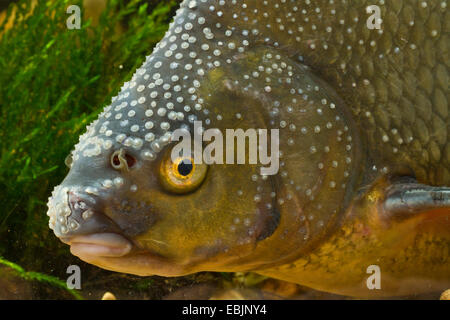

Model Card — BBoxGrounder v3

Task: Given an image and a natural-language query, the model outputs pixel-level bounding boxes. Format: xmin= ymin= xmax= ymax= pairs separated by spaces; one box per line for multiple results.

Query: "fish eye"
xmin=111 ymin=149 xmax=136 ymax=170
xmin=176 ymin=159 xmax=194 ymax=177
xmin=159 ymin=152 xmax=207 ymax=194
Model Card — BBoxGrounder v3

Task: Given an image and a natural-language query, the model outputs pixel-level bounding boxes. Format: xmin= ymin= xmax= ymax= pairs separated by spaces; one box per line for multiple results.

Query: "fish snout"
xmin=47 ymin=187 xmax=133 ymax=258
xmin=47 ymin=187 xmax=122 ymax=240
xmin=67 ymin=191 xmax=95 ymax=223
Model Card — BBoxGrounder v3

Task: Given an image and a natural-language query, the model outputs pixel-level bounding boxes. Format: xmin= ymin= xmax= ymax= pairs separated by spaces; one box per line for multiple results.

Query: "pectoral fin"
xmin=352 ymin=176 xmax=450 ymax=227
xmin=382 ymin=179 xmax=450 ymax=222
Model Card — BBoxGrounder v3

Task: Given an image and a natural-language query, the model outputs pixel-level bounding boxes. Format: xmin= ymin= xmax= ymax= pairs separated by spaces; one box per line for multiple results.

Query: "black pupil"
xmin=177 ymin=160 xmax=193 ymax=176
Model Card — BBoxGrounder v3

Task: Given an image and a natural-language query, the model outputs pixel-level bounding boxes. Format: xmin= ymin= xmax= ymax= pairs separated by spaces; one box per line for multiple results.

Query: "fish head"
xmin=47 ymin=96 xmax=280 ymax=276
xmin=47 ymin=0 xmax=362 ymax=276
xmin=46 ymin=40 xmax=281 ymax=277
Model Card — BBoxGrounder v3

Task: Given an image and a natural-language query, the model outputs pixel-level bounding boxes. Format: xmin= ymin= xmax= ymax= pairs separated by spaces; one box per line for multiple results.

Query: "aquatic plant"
xmin=0 ymin=255 xmax=83 ymax=299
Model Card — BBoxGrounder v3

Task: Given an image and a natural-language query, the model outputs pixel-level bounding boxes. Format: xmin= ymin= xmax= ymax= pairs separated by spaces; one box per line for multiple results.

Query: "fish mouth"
xmin=61 ymin=233 xmax=191 ymax=277
xmin=62 ymin=233 xmax=133 ymax=258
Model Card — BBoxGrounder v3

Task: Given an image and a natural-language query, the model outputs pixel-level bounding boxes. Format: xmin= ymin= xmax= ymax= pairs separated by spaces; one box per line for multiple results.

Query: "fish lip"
xmin=63 ymin=233 xmax=133 ymax=258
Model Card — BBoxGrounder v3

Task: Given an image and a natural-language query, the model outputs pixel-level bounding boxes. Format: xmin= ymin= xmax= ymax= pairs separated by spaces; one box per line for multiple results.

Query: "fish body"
xmin=47 ymin=0 xmax=449 ymax=297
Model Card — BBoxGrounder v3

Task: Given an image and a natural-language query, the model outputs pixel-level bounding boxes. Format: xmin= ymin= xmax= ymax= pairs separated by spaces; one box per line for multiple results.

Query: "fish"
xmin=47 ymin=0 xmax=449 ymax=298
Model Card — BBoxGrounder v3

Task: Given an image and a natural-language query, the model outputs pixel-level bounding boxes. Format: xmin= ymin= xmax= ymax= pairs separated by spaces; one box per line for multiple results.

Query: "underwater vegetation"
xmin=0 ymin=257 xmax=82 ymax=299
xmin=0 ymin=0 xmax=229 ymax=299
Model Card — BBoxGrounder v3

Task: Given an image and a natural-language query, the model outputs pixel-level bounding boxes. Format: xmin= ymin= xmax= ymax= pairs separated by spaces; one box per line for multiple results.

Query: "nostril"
xmin=111 ymin=149 xmax=136 ymax=170
xmin=112 ymin=155 xmax=121 ymax=167
xmin=125 ymin=154 xmax=136 ymax=168
xmin=68 ymin=192 xmax=88 ymax=214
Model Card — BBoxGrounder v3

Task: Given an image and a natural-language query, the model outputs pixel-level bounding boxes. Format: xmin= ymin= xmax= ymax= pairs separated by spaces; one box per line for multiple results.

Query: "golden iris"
xmin=159 ymin=153 xmax=207 ymax=194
